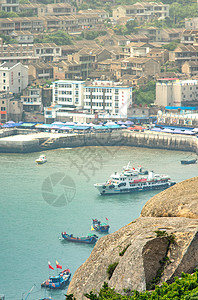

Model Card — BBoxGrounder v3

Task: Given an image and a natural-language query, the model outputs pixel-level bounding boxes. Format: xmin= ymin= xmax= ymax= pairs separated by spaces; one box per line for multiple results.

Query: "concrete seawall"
xmin=0 ymin=130 xmax=197 ymax=154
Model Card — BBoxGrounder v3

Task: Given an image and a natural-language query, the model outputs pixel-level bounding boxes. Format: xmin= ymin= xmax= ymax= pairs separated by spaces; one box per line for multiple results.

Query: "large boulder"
xmin=141 ymin=176 xmax=198 ymax=219
xmin=67 ymin=178 xmax=198 ymax=299
xmin=67 ymin=217 xmax=198 ymax=299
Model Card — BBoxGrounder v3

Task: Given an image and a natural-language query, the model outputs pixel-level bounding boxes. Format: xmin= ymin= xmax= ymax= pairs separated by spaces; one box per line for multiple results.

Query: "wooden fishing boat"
xmin=61 ymin=232 xmax=98 ymax=244
xmin=41 ymin=269 xmax=71 ymax=289
xmin=92 ymin=219 xmax=110 ymax=233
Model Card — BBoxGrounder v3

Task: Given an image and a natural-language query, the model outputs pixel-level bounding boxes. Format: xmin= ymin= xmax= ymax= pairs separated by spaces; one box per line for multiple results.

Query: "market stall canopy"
xmin=20 ymin=123 xmax=36 ymax=128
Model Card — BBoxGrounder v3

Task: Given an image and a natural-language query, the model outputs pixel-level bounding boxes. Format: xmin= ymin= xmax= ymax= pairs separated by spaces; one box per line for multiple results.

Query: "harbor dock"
xmin=0 ymin=129 xmax=197 ymax=154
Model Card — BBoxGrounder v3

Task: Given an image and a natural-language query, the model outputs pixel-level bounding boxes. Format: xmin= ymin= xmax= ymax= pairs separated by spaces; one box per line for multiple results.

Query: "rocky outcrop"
xmin=141 ymin=176 xmax=198 ymax=219
xmin=67 ymin=177 xmax=198 ymax=299
xmin=68 ymin=218 xmax=198 ymax=299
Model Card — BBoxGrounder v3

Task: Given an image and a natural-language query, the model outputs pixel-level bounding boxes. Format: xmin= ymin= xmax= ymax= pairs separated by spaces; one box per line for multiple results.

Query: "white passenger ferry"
xmin=94 ymin=163 xmax=176 ymax=195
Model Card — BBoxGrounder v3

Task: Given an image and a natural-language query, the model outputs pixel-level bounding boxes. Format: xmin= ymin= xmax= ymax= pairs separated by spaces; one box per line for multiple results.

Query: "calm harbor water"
xmin=0 ymin=146 xmax=197 ymax=300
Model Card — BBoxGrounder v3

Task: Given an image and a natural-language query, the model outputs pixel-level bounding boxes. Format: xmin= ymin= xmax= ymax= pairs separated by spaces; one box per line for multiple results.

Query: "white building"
xmin=155 ymin=78 xmax=198 ymax=107
xmin=0 ymin=62 xmax=28 ymax=94
xmin=52 ymin=80 xmax=85 ymax=109
xmin=84 ymin=81 xmax=132 ymax=118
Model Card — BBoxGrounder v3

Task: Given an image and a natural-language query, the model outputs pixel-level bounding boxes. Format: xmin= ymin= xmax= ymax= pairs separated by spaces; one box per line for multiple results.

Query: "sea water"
xmin=0 ymin=146 xmax=197 ymax=300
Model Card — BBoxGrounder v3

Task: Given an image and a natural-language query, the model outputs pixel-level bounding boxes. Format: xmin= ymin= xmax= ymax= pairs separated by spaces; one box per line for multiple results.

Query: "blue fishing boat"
xmin=41 ymin=269 xmax=71 ymax=289
xmin=181 ymin=159 xmax=197 ymax=165
xmin=92 ymin=219 xmax=110 ymax=233
xmin=61 ymin=232 xmax=98 ymax=244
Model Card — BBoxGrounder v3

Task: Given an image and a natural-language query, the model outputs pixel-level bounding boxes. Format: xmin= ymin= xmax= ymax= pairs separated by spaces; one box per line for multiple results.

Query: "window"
xmin=3 ymin=73 xmax=5 ymax=76
xmin=18 ymin=72 xmax=20 ymax=76
xmin=1 ymin=107 xmax=5 ymax=111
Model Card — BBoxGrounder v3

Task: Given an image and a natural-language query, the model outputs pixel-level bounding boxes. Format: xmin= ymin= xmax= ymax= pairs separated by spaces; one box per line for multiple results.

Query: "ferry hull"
xmin=95 ymin=182 xmax=176 ymax=195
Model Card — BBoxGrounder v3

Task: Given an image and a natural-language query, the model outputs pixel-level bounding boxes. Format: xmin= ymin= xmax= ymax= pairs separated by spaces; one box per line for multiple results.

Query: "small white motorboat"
xmin=35 ymin=154 xmax=47 ymax=164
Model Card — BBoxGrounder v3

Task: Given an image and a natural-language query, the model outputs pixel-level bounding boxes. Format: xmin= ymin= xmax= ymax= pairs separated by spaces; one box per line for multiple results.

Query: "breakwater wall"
xmin=43 ymin=131 xmax=198 ymax=154
xmin=0 ymin=137 xmax=39 ymax=153
xmin=0 ymin=130 xmax=197 ymax=154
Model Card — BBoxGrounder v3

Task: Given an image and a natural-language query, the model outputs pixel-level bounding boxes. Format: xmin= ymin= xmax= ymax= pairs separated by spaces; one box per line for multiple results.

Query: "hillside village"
xmin=0 ymin=0 xmax=198 ymax=125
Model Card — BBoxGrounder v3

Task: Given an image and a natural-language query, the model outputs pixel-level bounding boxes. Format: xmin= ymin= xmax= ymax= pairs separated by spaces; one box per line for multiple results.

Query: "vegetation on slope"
xmin=0 ymin=34 xmax=18 ymax=44
xmin=34 ymin=31 xmax=73 ymax=45
xmin=133 ymin=81 xmax=156 ymax=106
xmin=66 ymin=271 xmax=198 ymax=299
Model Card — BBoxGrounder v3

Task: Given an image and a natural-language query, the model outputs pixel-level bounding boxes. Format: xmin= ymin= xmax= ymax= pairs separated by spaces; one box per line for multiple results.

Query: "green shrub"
xmin=82 ymin=271 xmax=198 ymax=299
xmin=107 ymin=262 xmax=119 ymax=280
xmin=119 ymin=244 xmax=130 ymax=256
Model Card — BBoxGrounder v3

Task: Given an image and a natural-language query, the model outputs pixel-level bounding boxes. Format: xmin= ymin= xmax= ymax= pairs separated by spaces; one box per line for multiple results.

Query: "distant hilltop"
xmin=67 ymin=176 xmax=198 ymax=299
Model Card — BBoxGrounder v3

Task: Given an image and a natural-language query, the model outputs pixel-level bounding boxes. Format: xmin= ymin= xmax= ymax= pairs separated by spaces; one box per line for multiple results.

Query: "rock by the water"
xmin=67 ymin=217 xmax=198 ymax=299
xmin=141 ymin=176 xmax=198 ymax=219
xmin=67 ymin=178 xmax=198 ymax=299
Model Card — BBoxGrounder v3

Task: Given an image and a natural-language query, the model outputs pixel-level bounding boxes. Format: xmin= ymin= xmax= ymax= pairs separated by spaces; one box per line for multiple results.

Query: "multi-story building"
xmin=121 ymin=57 xmax=160 ymax=78
xmin=155 ymin=78 xmax=198 ymax=107
xmin=65 ymin=49 xmax=96 ymax=80
xmin=113 ymin=2 xmax=169 ymax=23
xmin=21 ymin=86 xmax=42 ymax=112
xmin=0 ymin=42 xmax=38 ymax=65
xmin=0 ymin=91 xmax=22 ymax=123
xmin=169 ymin=45 xmax=198 ymax=69
xmin=84 ymin=80 xmax=132 ymax=117
xmin=28 ymin=62 xmax=54 ymax=81
xmin=52 ymin=80 xmax=85 ymax=110
xmin=138 ymin=27 xmax=182 ymax=42
xmin=78 ymin=9 xmax=109 ymax=22
xmin=0 ymin=62 xmax=28 ymax=94
xmin=146 ymin=48 xmax=169 ymax=65
xmin=9 ymin=31 xmax=34 ymax=44
xmin=33 ymin=43 xmax=62 ymax=63
xmin=0 ymin=17 xmax=44 ymax=35
xmin=182 ymin=61 xmax=198 ymax=76
xmin=180 ymin=30 xmax=198 ymax=45
xmin=0 ymin=0 xmax=19 ymax=13
xmin=185 ymin=17 xmax=198 ymax=30
xmin=0 ymin=13 xmax=101 ymax=35
xmin=19 ymin=3 xmax=76 ymax=17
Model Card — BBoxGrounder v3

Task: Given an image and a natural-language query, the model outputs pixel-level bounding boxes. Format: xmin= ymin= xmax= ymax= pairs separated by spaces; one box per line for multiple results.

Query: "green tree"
xmin=162 ymin=40 xmax=180 ymax=51
xmin=0 ymin=11 xmax=18 ymax=18
xmin=81 ymin=30 xmax=107 ymax=40
xmin=133 ymin=81 xmax=156 ymax=106
xmin=34 ymin=31 xmax=73 ymax=45
xmin=125 ymin=19 xmax=138 ymax=34
xmin=0 ymin=34 xmax=18 ymax=44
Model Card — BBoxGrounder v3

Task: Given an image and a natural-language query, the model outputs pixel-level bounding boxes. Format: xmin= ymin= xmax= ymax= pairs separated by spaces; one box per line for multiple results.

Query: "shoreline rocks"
xmin=67 ymin=177 xmax=198 ymax=299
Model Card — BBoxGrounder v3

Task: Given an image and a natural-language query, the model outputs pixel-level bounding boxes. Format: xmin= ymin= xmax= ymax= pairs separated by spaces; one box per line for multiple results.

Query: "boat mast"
xmin=22 ymin=284 xmax=36 ymax=300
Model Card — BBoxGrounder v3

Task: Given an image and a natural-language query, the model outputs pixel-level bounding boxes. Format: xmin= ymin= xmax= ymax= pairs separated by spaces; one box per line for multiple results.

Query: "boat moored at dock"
xmin=94 ymin=163 xmax=176 ymax=195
